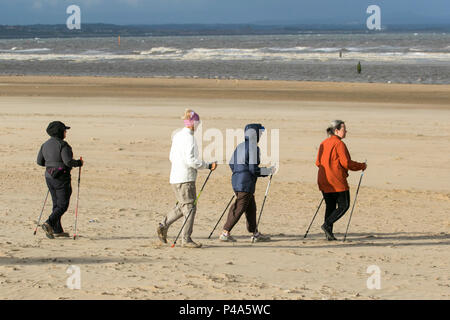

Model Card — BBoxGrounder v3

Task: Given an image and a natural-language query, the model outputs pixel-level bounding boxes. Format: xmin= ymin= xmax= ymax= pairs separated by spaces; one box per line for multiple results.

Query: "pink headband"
xmin=184 ymin=111 xmax=200 ymax=127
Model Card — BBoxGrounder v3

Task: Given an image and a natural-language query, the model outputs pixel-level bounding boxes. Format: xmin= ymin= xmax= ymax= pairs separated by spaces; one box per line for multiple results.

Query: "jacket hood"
xmin=244 ymin=123 xmax=265 ymax=143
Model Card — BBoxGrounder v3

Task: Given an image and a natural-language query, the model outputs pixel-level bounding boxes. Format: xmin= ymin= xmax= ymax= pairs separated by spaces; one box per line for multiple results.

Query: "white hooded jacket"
xmin=169 ymin=127 xmax=210 ymax=184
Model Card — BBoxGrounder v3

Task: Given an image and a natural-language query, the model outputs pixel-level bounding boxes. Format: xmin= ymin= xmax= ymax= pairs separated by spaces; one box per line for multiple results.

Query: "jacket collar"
xmin=330 ymin=135 xmax=341 ymax=141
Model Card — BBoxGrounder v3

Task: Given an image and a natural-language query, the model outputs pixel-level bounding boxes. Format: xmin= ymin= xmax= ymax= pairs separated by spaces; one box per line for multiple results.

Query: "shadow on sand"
xmin=0 ymin=256 xmax=148 ymax=266
xmin=201 ymin=232 xmax=450 ymax=249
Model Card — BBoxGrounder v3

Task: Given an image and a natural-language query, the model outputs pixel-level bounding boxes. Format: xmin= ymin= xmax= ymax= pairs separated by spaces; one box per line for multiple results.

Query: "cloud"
xmin=32 ymin=1 xmax=42 ymax=9
xmin=32 ymin=0 xmax=59 ymax=8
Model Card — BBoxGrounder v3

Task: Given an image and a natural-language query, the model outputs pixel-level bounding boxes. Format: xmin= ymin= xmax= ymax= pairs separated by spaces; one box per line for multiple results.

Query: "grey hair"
xmin=326 ymin=120 xmax=345 ymax=136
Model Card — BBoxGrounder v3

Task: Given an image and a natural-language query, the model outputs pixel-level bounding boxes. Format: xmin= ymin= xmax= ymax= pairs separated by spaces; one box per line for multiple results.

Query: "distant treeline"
xmin=0 ymin=23 xmax=449 ymax=39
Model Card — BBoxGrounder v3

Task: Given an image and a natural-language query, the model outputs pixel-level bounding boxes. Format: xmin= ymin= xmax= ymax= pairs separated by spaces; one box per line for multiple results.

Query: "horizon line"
xmin=2 ymin=22 xmax=450 ymax=27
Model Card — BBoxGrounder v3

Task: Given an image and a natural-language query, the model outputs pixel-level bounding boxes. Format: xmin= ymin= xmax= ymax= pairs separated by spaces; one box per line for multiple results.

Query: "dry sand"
xmin=0 ymin=76 xmax=449 ymax=300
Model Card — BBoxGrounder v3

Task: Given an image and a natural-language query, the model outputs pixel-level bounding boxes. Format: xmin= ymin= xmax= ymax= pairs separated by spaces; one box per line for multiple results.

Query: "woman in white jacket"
xmin=157 ymin=109 xmax=217 ymax=248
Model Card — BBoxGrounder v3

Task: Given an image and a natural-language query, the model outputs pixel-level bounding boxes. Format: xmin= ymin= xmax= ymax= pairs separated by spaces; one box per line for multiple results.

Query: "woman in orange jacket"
xmin=315 ymin=120 xmax=367 ymax=240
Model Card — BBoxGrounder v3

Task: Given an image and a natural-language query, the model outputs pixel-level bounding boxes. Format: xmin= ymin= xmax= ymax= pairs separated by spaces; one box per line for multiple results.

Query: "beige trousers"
xmin=161 ymin=181 xmax=197 ymax=241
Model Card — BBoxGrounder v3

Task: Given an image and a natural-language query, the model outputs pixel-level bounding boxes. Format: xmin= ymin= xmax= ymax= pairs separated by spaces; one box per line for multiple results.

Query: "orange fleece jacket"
xmin=316 ymin=135 xmax=365 ymax=193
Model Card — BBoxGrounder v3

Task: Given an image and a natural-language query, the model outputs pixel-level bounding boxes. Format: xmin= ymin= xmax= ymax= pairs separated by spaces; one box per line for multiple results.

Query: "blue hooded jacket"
xmin=229 ymin=123 xmax=268 ymax=194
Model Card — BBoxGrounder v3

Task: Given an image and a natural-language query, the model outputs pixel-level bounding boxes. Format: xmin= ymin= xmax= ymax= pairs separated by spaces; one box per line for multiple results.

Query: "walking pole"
xmin=208 ymin=194 xmax=235 ymax=239
xmin=252 ymin=174 xmax=273 ymax=243
xmin=73 ymin=157 xmax=82 ymax=240
xmin=33 ymin=190 xmax=50 ymax=235
xmin=304 ymin=197 xmax=324 ymax=238
xmin=171 ymin=170 xmax=213 ymax=248
xmin=343 ymin=161 xmax=366 ymax=242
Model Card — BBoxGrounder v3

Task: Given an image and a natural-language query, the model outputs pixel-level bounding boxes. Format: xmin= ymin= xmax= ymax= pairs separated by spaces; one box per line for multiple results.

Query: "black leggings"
xmin=46 ymin=177 xmax=72 ymax=233
xmin=322 ymin=190 xmax=350 ymax=231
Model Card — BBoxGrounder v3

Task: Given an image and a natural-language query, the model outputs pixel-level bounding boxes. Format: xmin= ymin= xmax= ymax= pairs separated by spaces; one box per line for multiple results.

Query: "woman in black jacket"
xmin=37 ymin=121 xmax=83 ymax=239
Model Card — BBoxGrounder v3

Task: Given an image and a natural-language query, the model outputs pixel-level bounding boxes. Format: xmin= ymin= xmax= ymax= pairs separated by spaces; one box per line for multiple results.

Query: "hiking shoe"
xmin=42 ymin=222 xmax=54 ymax=239
xmin=321 ymin=224 xmax=336 ymax=241
xmin=181 ymin=239 xmax=202 ymax=248
xmin=54 ymin=232 xmax=70 ymax=238
xmin=157 ymin=223 xmax=168 ymax=244
xmin=251 ymin=232 xmax=271 ymax=242
xmin=219 ymin=233 xmax=237 ymax=242
xmin=325 ymin=234 xmax=338 ymax=241
xmin=326 ymin=232 xmax=338 ymax=241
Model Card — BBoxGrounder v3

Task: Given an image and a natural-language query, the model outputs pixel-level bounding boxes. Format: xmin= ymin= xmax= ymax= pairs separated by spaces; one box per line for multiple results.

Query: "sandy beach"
xmin=0 ymin=76 xmax=449 ymax=300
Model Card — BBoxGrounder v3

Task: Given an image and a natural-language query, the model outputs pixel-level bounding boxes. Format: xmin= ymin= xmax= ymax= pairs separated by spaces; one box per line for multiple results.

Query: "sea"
xmin=0 ymin=32 xmax=449 ymax=84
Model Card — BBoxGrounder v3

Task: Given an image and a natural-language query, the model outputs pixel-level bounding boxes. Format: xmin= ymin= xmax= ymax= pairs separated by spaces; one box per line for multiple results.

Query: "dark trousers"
xmin=323 ymin=190 xmax=350 ymax=232
xmin=223 ymin=192 xmax=258 ymax=234
xmin=45 ymin=177 xmax=72 ymax=233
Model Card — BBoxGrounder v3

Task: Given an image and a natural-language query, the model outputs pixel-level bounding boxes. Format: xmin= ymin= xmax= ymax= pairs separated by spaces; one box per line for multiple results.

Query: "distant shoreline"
xmin=1 ymin=23 xmax=450 ymax=39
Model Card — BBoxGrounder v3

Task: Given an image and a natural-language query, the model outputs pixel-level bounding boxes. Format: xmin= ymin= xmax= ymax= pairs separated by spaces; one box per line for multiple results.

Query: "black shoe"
xmin=327 ymin=233 xmax=338 ymax=241
xmin=42 ymin=222 xmax=55 ymax=239
xmin=321 ymin=224 xmax=336 ymax=241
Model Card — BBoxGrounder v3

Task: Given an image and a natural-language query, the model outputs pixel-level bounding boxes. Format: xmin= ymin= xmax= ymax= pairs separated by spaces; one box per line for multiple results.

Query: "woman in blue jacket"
xmin=220 ymin=123 xmax=274 ymax=243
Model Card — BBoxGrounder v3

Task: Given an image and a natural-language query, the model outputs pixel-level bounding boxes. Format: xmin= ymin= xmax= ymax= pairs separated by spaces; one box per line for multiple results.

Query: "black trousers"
xmin=45 ymin=176 xmax=72 ymax=233
xmin=223 ymin=192 xmax=257 ymax=234
xmin=322 ymin=190 xmax=350 ymax=232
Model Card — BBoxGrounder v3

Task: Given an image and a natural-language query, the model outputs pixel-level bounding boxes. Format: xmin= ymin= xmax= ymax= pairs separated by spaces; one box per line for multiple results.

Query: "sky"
xmin=0 ymin=0 xmax=449 ymax=25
